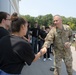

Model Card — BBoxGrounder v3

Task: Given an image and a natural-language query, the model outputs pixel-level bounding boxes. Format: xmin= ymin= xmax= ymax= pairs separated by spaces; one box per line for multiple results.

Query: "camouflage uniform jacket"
xmin=43 ymin=25 xmax=73 ymax=51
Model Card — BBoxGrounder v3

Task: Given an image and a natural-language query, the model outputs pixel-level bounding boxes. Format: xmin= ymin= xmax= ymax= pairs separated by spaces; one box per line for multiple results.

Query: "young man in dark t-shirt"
xmin=30 ymin=22 xmax=40 ymax=54
xmin=0 ymin=12 xmax=11 ymax=39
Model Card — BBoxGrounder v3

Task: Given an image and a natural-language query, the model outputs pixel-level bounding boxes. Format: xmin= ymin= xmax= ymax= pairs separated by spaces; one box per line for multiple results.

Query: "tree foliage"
xmin=20 ymin=14 xmax=76 ymax=30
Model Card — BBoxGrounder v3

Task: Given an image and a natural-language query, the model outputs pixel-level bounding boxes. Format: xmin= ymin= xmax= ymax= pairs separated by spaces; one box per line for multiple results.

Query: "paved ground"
xmin=21 ymin=46 xmax=76 ymax=75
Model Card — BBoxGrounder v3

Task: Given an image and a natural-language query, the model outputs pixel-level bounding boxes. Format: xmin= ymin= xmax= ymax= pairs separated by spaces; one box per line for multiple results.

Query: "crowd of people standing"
xmin=0 ymin=11 xmax=47 ymax=75
xmin=0 ymin=11 xmax=76 ymax=75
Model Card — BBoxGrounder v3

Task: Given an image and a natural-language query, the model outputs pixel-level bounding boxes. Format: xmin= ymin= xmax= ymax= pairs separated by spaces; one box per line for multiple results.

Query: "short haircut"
xmin=0 ymin=11 xmax=10 ymax=23
xmin=53 ymin=14 xmax=62 ymax=20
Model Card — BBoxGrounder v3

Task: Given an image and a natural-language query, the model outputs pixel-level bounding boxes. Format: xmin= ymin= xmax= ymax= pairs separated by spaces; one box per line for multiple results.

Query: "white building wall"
xmin=0 ymin=0 xmax=20 ymax=15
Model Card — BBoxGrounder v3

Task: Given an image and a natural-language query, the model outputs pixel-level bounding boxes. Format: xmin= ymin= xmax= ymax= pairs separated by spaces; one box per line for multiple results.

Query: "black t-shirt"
xmin=0 ymin=27 xmax=9 ymax=39
xmin=0 ymin=35 xmax=35 ymax=74
xmin=39 ymin=29 xmax=47 ymax=39
xmin=30 ymin=28 xmax=40 ymax=37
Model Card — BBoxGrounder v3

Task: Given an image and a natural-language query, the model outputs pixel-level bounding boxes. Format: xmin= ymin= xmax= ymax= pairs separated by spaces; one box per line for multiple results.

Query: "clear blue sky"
xmin=19 ymin=0 xmax=76 ymax=18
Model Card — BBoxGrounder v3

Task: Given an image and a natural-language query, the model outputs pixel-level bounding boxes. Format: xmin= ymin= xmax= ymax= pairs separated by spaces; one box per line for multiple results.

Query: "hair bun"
xmin=12 ymin=17 xmax=18 ymax=22
xmin=11 ymin=12 xmax=18 ymax=21
xmin=12 ymin=12 xmax=18 ymax=17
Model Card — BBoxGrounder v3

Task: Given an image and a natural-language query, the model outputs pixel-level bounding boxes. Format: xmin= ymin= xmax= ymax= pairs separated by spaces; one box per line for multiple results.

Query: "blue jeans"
xmin=32 ymin=37 xmax=38 ymax=54
xmin=0 ymin=70 xmax=20 ymax=75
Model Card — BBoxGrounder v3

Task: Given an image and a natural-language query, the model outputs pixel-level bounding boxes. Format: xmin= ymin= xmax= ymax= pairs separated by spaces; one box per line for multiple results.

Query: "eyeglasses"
xmin=6 ymin=19 xmax=11 ymax=21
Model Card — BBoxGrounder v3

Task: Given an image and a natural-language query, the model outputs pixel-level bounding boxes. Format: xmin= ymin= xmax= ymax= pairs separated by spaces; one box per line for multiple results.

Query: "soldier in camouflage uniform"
xmin=41 ymin=15 xmax=73 ymax=75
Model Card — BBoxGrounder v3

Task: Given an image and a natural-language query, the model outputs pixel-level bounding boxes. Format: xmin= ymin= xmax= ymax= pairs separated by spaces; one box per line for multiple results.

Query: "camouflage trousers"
xmin=75 ymin=41 xmax=76 ymax=51
xmin=53 ymin=49 xmax=73 ymax=75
